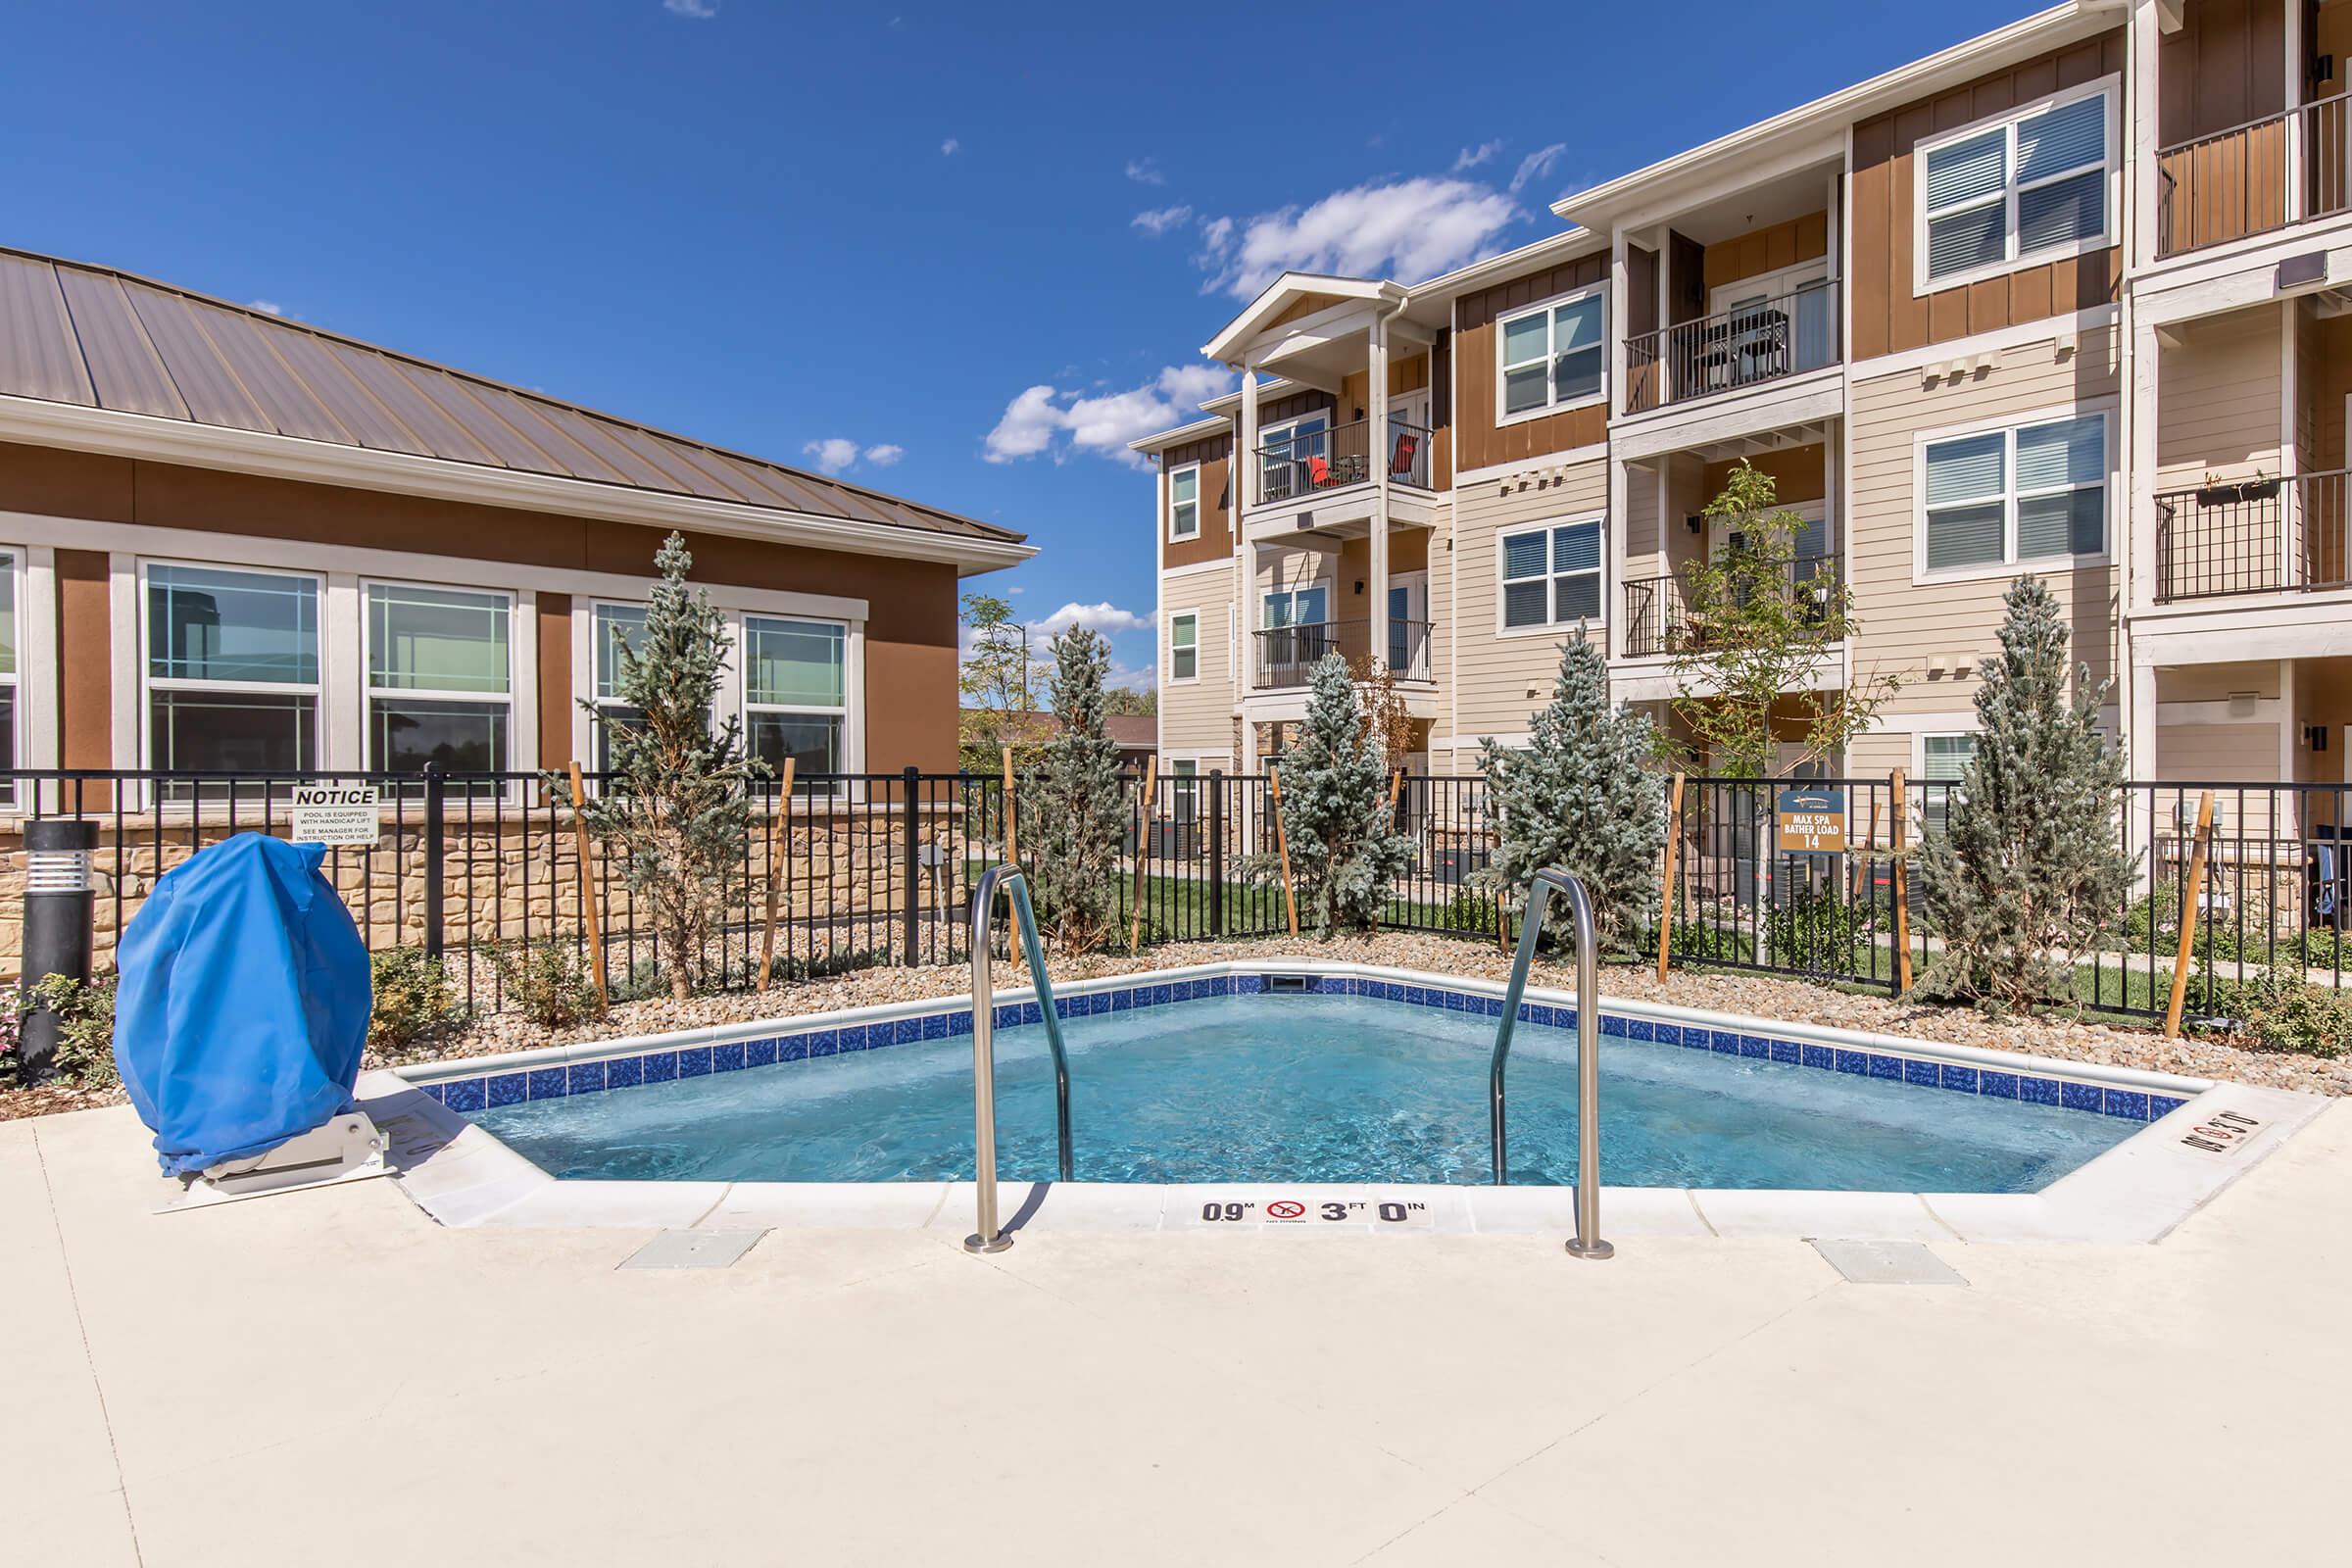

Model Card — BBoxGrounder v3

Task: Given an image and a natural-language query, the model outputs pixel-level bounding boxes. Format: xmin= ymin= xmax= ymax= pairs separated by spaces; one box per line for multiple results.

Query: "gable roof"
xmin=0 ymin=246 xmax=1025 ymax=553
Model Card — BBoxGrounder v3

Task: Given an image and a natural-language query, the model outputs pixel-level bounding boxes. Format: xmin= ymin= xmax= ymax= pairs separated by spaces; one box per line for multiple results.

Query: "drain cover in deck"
xmin=1811 ymin=1239 xmax=1967 ymax=1286
xmin=621 ymin=1230 xmax=768 ymax=1270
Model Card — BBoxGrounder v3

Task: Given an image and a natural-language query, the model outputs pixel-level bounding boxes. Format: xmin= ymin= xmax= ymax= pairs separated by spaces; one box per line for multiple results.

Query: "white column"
xmin=324 ymin=571 xmax=363 ymax=771
xmin=2129 ymin=317 xmax=2162 ymax=612
xmin=1367 ymin=313 xmax=1392 ymax=674
xmin=1237 ymin=362 xmax=1260 ymax=513
xmin=2130 ymin=0 xmax=2163 ymax=270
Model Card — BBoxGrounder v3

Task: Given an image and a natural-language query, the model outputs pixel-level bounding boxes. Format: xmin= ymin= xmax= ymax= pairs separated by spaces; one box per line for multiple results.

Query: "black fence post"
xmin=1208 ymin=769 xmax=1226 ymax=939
xmin=19 ymin=818 xmax=97 ymax=1085
xmin=902 ymin=765 xmax=921 ymax=967
xmin=421 ymin=762 xmax=446 ymax=960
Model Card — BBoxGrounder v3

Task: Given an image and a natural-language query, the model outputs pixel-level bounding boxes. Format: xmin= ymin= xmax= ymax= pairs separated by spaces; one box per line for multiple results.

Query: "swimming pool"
xmin=450 ymin=975 xmax=2164 ymax=1195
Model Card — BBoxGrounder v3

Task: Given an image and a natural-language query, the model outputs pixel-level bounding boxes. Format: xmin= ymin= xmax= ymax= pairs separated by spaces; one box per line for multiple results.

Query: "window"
xmin=367 ymin=583 xmax=511 ymax=778
xmin=1168 ymin=612 xmax=1198 ymax=682
xmin=1920 ymin=85 xmax=2112 ymax=286
xmin=1923 ymin=413 xmax=2107 ymax=573
xmin=1258 ymin=416 xmax=1329 ymax=503
xmin=744 ymin=615 xmax=847 ymax=782
xmin=0 ymin=551 xmax=16 ymax=800
xmin=1921 ymin=732 xmax=1978 ymax=835
xmin=1499 ymin=519 xmax=1602 ymax=630
xmin=1170 ymin=757 xmax=1199 ymax=823
xmin=1497 ymin=288 xmax=1605 ymax=419
xmin=1262 ymin=586 xmax=1327 ymax=628
xmin=146 ymin=563 xmax=319 ymax=776
xmin=1168 ymin=464 xmax=1200 ymax=541
xmin=591 ymin=602 xmax=648 ymax=771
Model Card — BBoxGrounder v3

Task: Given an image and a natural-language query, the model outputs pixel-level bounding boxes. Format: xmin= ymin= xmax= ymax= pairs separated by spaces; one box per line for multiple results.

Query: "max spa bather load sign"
xmin=1776 ymin=788 xmax=1847 ymax=856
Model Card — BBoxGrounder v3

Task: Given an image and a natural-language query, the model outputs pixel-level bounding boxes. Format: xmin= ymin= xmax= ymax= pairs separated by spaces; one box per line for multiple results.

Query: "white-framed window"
xmin=743 ymin=614 xmax=847 ymax=785
xmin=143 ymin=561 xmax=321 ymax=780
xmin=365 ymin=581 xmax=512 ymax=780
xmin=1916 ymin=79 xmax=2116 ymax=290
xmin=0 ymin=549 xmax=17 ymax=799
xmin=1496 ymin=285 xmax=1605 ymax=422
xmin=1262 ymin=585 xmax=1328 ymax=628
xmin=1169 ymin=756 xmax=1200 ymax=822
xmin=1497 ymin=518 xmax=1602 ymax=632
xmin=1167 ymin=610 xmax=1199 ymax=682
xmin=1919 ymin=409 xmax=2108 ymax=576
xmin=590 ymin=601 xmax=648 ymax=771
xmin=1168 ymin=463 xmax=1201 ymax=541
xmin=1920 ymin=731 xmax=1979 ymax=835
xmin=1257 ymin=414 xmax=1331 ymax=504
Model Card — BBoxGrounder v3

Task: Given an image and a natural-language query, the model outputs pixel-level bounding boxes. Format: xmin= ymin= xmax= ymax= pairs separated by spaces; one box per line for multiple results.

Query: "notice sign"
xmin=289 ymin=784 xmax=380 ymax=846
xmin=1776 ymin=788 xmax=1847 ymax=855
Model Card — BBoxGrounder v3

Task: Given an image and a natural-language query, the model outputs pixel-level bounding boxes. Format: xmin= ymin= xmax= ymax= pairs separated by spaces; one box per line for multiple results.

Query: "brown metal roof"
xmin=0 ymin=246 xmax=1023 ymax=547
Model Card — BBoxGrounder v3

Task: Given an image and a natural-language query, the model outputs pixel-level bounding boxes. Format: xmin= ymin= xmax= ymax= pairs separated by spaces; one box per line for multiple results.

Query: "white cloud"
xmin=802 ymin=438 xmax=860 ymax=474
xmin=1028 ymin=601 xmax=1154 ymax=637
xmin=1130 ymin=204 xmax=1193 ymax=237
xmin=662 ymin=0 xmax=717 ymax=16
xmin=1507 ymin=143 xmax=1566 ymax=195
xmin=1125 ymin=158 xmax=1165 ymax=186
xmin=940 ymin=136 xmax=959 ymax=156
xmin=1451 ymin=140 xmax=1502 ymax=172
xmin=1197 ymin=176 xmax=1519 ymax=299
xmin=1104 ymin=660 xmax=1158 ymax=694
xmin=249 ymin=299 xmax=283 ymax=316
xmin=983 ymin=363 xmax=1234 ymax=468
xmin=862 ymin=443 xmax=905 ymax=467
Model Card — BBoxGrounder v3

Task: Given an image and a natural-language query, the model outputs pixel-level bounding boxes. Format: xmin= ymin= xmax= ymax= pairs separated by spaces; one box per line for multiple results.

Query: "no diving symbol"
xmin=1265 ymin=1200 xmax=1306 ymax=1220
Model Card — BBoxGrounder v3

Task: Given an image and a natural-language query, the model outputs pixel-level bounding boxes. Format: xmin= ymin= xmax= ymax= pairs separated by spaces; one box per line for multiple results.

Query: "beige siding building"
xmin=1131 ymin=0 xmax=2352 ymax=840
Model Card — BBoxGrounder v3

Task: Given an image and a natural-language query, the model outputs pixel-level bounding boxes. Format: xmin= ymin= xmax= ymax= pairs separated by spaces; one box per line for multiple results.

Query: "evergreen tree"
xmin=1274 ymin=653 xmax=1415 ymax=936
xmin=1916 ymin=575 xmax=2136 ymax=1014
xmin=1477 ymin=636 xmax=1666 ymax=952
xmin=1026 ymin=626 xmax=1127 ymax=956
xmin=564 ymin=533 xmax=765 ymax=1002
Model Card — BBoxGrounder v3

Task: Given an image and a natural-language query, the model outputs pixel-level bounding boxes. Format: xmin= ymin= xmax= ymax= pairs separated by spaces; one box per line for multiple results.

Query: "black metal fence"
xmin=4 ymin=767 xmax=2343 ymax=1025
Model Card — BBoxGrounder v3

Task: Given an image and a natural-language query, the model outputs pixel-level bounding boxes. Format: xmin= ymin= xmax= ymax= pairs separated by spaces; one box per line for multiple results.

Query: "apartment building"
xmin=1136 ymin=0 xmax=2352 ymax=814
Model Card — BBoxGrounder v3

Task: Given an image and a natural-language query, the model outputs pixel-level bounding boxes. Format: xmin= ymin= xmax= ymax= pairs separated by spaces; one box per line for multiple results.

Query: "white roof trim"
xmin=1200 ymin=273 xmax=1404 ymax=363
xmin=1129 ymin=415 xmax=1231 ymax=455
xmin=0 ymin=395 xmax=1035 ymax=574
xmin=1552 ymin=4 xmax=2105 ymax=224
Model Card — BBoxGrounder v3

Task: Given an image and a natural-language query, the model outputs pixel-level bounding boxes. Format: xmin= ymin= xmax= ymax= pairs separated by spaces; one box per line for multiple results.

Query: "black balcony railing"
xmin=1621 ymin=555 xmax=1838 ymax=658
xmin=1252 ymin=617 xmax=1435 ymax=688
xmin=2157 ymin=91 xmax=2352 ymax=259
xmin=1623 ymin=279 xmax=1839 ymax=416
xmin=2154 ymin=469 xmax=2352 ymax=604
xmin=1256 ymin=417 xmax=1433 ymax=505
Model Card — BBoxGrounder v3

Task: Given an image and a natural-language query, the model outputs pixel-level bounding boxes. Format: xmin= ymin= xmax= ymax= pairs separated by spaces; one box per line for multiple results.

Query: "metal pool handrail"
xmin=1489 ymin=867 xmax=1612 ymax=1260
xmin=963 ymin=863 xmax=1073 ymax=1255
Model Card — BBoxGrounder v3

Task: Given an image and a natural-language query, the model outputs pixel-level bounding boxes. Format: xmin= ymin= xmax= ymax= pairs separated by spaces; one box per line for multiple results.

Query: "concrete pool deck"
xmin=10 ymin=1100 xmax=2352 ymax=1565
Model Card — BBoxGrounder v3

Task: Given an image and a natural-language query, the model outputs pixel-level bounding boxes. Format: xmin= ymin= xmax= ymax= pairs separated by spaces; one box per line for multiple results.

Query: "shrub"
xmin=1916 ymin=576 xmax=2135 ymax=1014
xmin=1671 ymin=919 xmax=1755 ymax=967
xmin=25 ymin=970 xmax=121 ymax=1089
xmin=762 ymin=948 xmax=888 ymax=986
xmin=1476 ymin=637 xmax=1665 ymax=954
xmin=1767 ymin=885 xmax=1864 ymax=973
xmin=486 ymin=940 xmax=602 ymax=1030
xmin=563 ymin=533 xmax=765 ymax=1001
xmin=368 ymin=947 xmax=458 ymax=1058
xmin=2201 ymin=966 xmax=2352 ymax=1058
xmin=1024 ymin=625 xmax=1126 ymax=956
xmin=1268 ymin=655 xmax=1415 ymax=937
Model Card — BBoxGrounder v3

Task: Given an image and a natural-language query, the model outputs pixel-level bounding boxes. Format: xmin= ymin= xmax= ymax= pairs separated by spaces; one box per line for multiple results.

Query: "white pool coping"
xmin=375 ymin=958 xmax=2329 ymax=1245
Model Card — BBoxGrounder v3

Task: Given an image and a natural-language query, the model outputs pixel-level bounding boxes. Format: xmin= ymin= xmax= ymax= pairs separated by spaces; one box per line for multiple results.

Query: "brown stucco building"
xmin=0 ymin=247 xmax=1032 ymax=784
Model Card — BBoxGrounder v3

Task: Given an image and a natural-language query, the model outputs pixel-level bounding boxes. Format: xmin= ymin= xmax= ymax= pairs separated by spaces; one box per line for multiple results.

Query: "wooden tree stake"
xmin=1268 ymin=764 xmax=1299 ymax=938
xmin=1128 ymin=756 xmax=1157 ymax=956
xmin=1890 ymin=767 xmax=1913 ymax=996
xmin=566 ymin=760 xmax=610 ymax=1016
xmin=1657 ymin=771 xmax=1686 ymax=983
xmin=756 ymin=758 xmax=795 ymax=992
xmin=2163 ymin=791 xmax=2217 ymax=1040
xmin=1001 ymin=746 xmax=1017 ymax=863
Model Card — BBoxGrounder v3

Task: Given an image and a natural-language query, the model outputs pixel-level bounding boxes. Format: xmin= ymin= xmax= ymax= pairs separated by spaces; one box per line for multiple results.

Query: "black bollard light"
xmin=21 ymin=818 xmax=97 ymax=1084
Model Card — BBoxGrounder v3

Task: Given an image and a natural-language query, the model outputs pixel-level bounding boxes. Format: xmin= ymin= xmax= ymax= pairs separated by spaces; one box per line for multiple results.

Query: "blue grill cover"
xmin=114 ymin=833 xmax=371 ymax=1177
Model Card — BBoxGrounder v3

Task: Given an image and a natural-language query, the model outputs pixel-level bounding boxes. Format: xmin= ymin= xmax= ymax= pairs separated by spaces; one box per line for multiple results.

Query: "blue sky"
xmin=6 ymin=0 xmax=2031 ymax=692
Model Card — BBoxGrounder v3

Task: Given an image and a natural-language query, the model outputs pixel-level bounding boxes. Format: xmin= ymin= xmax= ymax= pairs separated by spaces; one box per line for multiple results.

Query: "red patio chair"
xmin=1390 ymin=431 xmax=1420 ymax=478
xmin=1304 ymin=454 xmax=1333 ymax=488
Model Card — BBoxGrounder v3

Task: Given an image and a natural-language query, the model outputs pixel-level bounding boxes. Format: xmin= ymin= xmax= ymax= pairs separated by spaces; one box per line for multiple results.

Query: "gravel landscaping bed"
xmin=9 ymin=932 xmax=2343 ymax=1122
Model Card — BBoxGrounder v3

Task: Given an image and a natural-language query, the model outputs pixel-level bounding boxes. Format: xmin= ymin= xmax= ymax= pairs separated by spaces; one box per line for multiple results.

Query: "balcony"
xmin=1623 ymin=279 xmax=1839 ymax=416
xmin=2154 ymin=470 xmax=2352 ymax=604
xmin=1255 ymin=417 xmax=1433 ymax=507
xmin=2156 ymin=92 xmax=2352 ymax=259
xmin=1620 ymin=556 xmax=1838 ymax=658
xmin=1251 ymin=618 xmax=1434 ymax=689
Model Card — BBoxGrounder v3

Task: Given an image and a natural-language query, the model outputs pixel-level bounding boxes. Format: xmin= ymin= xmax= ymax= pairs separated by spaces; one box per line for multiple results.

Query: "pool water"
xmin=468 ymin=994 xmax=2138 ymax=1192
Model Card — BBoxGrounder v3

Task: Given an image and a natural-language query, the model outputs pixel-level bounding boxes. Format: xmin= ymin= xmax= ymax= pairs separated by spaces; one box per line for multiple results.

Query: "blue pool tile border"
xmin=427 ymin=967 xmax=2187 ymax=1128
